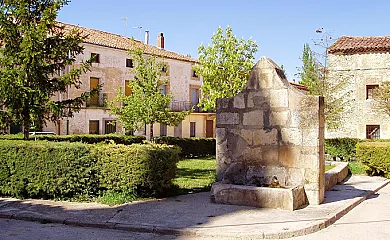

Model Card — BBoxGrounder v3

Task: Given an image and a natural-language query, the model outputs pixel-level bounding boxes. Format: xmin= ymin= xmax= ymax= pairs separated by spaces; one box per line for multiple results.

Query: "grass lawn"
xmin=173 ymin=155 xmax=216 ymax=195
xmin=348 ymin=161 xmax=367 ymax=175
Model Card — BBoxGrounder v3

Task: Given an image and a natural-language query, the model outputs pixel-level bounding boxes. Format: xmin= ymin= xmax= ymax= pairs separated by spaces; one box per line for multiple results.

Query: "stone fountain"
xmin=210 ymin=57 xmax=325 ymax=210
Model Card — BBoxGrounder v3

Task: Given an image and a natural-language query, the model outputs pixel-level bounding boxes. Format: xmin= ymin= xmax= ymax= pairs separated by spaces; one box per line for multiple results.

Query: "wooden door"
xmin=206 ymin=120 xmax=214 ymax=138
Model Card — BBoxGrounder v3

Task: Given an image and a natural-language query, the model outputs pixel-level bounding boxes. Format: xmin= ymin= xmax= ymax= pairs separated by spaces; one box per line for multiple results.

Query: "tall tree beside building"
xmin=0 ymin=0 xmax=96 ymax=139
xmin=193 ymin=26 xmax=258 ymax=111
xmin=374 ymin=82 xmax=390 ymax=116
xmin=297 ymin=41 xmax=352 ymax=130
xmin=109 ymin=47 xmax=189 ymax=140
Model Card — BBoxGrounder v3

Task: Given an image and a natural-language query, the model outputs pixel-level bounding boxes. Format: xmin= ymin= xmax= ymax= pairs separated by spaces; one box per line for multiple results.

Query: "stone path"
xmin=0 ymin=175 xmax=388 ymax=239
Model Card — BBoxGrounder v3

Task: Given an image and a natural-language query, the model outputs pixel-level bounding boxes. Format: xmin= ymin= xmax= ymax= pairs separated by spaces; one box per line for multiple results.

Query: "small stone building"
xmin=327 ymin=36 xmax=390 ymax=139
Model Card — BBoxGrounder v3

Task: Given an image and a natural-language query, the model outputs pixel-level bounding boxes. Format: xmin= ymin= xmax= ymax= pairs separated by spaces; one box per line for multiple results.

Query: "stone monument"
xmin=210 ymin=57 xmax=325 ymax=210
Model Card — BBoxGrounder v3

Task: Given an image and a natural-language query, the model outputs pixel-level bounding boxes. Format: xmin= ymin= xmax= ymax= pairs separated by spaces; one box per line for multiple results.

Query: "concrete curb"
xmin=1 ymin=179 xmax=389 ymax=239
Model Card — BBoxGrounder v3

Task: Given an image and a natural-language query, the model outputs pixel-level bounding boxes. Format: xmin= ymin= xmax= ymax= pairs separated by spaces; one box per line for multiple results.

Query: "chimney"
xmin=144 ymin=30 xmax=149 ymax=44
xmin=157 ymin=32 xmax=164 ymax=49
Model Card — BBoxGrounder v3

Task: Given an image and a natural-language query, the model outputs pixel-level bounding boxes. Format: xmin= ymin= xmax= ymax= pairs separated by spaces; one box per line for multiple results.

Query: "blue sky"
xmin=58 ymin=0 xmax=390 ymax=82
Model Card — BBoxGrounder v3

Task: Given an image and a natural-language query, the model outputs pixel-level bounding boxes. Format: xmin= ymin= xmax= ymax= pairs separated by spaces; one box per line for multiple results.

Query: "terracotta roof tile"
xmin=328 ymin=36 xmax=390 ymax=54
xmin=59 ymin=22 xmax=199 ymax=63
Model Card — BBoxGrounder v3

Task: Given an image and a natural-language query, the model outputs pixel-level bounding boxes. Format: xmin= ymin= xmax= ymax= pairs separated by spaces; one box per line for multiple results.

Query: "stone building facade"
xmin=41 ymin=23 xmax=216 ymax=138
xmin=327 ymin=36 xmax=390 ymax=139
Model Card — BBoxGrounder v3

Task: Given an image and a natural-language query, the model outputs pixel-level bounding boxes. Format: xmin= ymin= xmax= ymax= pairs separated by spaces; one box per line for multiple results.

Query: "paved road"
xmin=291 ymin=184 xmax=390 ymax=240
xmin=0 ymin=218 xmax=176 ymax=240
xmin=2 ymin=184 xmax=390 ymax=240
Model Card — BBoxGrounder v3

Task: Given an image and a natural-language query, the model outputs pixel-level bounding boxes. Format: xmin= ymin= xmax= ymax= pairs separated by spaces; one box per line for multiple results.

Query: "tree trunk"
xmin=150 ymin=122 xmax=154 ymax=142
xmin=23 ymin=109 xmax=30 ymax=140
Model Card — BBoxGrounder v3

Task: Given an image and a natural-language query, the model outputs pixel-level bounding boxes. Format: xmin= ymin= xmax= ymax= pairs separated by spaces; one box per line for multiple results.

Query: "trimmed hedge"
xmin=356 ymin=142 xmax=390 ymax=177
xmin=0 ymin=134 xmax=145 ymax=145
xmin=0 ymin=140 xmax=180 ymax=199
xmin=0 ymin=141 xmax=98 ymax=199
xmin=93 ymin=143 xmax=180 ymax=196
xmin=325 ymin=138 xmax=362 ymax=161
xmin=155 ymin=136 xmax=215 ymax=158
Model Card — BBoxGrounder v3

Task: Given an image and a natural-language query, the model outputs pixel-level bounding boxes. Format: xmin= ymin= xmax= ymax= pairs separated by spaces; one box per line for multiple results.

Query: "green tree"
xmin=297 ymin=41 xmax=352 ymax=130
xmin=297 ymin=44 xmax=321 ymax=95
xmin=193 ymin=26 xmax=258 ymax=111
xmin=374 ymin=82 xmax=390 ymax=116
xmin=0 ymin=0 xmax=96 ymax=139
xmin=109 ymin=47 xmax=189 ymax=140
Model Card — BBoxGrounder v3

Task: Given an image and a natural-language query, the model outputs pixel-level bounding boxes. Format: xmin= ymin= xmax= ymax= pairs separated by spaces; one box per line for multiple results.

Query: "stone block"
xmin=216 ymin=112 xmax=239 ymax=125
xmin=253 ymin=128 xmax=278 ymax=145
xmin=289 ymin=110 xmax=301 ymax=127
xmin=216 ymin=128 xmax=226 ymax=143
xmin=233 ymin=93 xmax=246 ymax=109
xmin=243 ymin=111 xmax=263 ymax=126
xmin=286 ymin=167 xmax=305 ymax=186
xmin=281 ymin=128 xmax=302 ymax=145
xmin=210 ymin=182 xmax=308 ymax=210
xmin=222 ymin=162 xmax=247 ymax=185
xmin=262 ymin=146 xmax=279 ymax=166
xmin=270 ymin=89 xmax=288 ymax=108
xmin=216 ymin=139 xmax=228 ymax=155
xmin=270 ymin=111 xmax=290 ymax=126
xmin=240 ymin=129 xmax=253 ymax=145
xmin=217 ymin=98 xmax=230 ymax=110
xmin=242 ymin=147 xmax=263 ymax=163
xmin=302 ymin=129 xmax=320 ymax=147
xmin=247 ymin=91 xmax=267 ymax=108
xmin=279 ymin=146 xmax=302 ymax=168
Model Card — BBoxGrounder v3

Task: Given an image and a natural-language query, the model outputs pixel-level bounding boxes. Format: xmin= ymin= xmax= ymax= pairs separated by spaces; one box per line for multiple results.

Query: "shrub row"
xmin=325 ymin=138 xmax=362 ymax=161
xmin=0 ymin=134 xmax=145 ymax=145
xmin=155 ymin=136 xmax=215 ymax=158
xmin=0 ymin=140 xmax=180 ymax=199
xmin=356 ymin=142 xmax=390 ymax=177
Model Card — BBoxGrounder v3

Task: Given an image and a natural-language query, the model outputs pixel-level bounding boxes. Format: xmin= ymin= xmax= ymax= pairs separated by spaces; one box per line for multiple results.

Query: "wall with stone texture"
xmin=327 ymin=53 xmax=390 ymax=139
xmin=215 ymin=57 xmax=325 ymax=205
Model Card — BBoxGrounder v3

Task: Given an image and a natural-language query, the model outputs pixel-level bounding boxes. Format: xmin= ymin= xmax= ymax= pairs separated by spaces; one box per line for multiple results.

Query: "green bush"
xmin=93 ymin=143 xmax=180 ymax=197
xmin=0 ymin=134 xmax=145 ymax=145
xmin=0 ymin=140 xmax=180 ymax=199
xmin=155 ymin=136 xmax=215 ymax=158
xmin=356 ymin=142 xmax=390 ymax=177
xmin=0 ymin=140 xmax=98 ymax=199
xmin=325 ymin=138 xmax=362 ymax=161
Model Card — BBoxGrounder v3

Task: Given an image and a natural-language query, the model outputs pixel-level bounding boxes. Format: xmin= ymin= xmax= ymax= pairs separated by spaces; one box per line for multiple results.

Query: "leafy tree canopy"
xmin=0 ymin=0 xmax=96 ymax=139
xmin=194 ymin=26 xmax=258 ymax=111
xmin=109 ymin=46 xmax=189 ymax=140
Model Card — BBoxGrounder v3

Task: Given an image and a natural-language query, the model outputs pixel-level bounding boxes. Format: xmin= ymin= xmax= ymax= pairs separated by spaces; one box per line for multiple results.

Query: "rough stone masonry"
xmin=210 ymin=57 xmax=325 ymax=209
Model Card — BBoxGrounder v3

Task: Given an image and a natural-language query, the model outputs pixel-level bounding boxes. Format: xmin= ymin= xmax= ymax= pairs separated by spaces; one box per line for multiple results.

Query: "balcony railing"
xmin=168 ymin=101 xmax=211 ymax=113
xmin=86 ymin=92 xmax=108 ymax=108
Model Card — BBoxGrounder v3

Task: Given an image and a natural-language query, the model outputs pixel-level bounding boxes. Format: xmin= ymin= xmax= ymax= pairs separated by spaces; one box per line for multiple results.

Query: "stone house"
xmin=326 ymin=36 xmax=390 ymax=139
xmin=41 ymin=23 xmax=216 ymax=138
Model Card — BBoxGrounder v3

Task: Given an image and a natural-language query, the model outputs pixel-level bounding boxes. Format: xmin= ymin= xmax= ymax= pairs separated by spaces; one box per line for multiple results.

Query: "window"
xmin=89 ymin=77 xmax=99 ymax=106
xmin=104 ymin=120 xmax=116 ymax=134
xmin=161 ymin=63 xmax=168 ymax=73
xmin=89 ymin=120 xmax=99 ymax=134
xmin=191 ymin=69 xmax=199 ymax=79
xmin=91 ymin=53 xmax=100 ymax=63
xmin=126 ymin=58 xmax=133 ymax=68
xmin=366 ymin=125 xmax=380 ymax=139
xmin=190 ymin=122 xmax=196 ymax=137
xmin=125 ymin=80 xmax=132 ymax=96
xmin=190 ymin=85 xmax=200 ymax=111
xmin=366 ymin=85 xmax=379 ymax=100
xmin=160 ymin=123 xmax=167 ymax=136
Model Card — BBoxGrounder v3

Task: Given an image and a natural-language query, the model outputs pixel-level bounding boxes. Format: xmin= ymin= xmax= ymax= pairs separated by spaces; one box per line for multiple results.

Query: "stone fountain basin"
xmin=210 ymin=182 xmax=308 ymax=211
